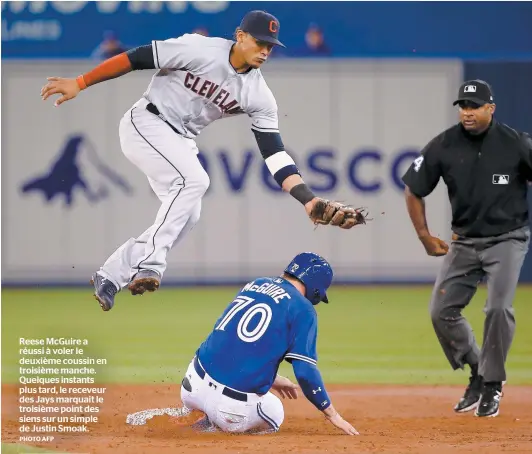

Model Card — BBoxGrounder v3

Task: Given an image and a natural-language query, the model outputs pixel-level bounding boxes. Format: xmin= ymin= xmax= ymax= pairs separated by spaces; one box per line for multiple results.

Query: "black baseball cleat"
xmin=128 ymin=269 xmax=161 ymax=295
xmin=454 ymin=374 xmax=483 ymax=413
xmin=90 ymin=273 xmax=118 ymax=311
xmin=475 ymin=382 xmax=503 ymax=417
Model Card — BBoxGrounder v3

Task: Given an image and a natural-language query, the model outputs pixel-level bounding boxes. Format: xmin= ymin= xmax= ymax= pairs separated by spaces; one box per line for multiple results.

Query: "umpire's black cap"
xmin=239 ymin=10 xmax=286 ymax=48
xmin=453 ymin=80 xmax=494 ymax=107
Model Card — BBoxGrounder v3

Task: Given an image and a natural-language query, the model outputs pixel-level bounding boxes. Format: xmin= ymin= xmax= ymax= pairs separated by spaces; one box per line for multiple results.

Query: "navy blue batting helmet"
xmin=284 ymin=252 xmax=333 ymax=305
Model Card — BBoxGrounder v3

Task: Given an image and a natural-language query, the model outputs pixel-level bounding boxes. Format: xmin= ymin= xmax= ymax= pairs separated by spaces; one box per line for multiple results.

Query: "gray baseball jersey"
xmin=144 ymin=33 xmax=279 ymax=140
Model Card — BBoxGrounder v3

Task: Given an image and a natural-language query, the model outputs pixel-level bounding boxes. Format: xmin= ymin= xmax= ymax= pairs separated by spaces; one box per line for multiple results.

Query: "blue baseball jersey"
xmin=196 ymin=277 xmax=318 ymax=394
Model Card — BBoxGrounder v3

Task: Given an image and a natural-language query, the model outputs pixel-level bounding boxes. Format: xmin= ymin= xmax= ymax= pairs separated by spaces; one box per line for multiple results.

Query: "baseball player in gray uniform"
xmin=41 ymin=11 xmax=366 ymax=311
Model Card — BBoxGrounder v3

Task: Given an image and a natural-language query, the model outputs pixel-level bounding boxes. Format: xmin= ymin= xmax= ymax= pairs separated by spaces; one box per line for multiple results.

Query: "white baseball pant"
xmin=180 ymin=356 xmax=285 ymax=434
xmin=99 ymin=97 xmax=210 ymax=289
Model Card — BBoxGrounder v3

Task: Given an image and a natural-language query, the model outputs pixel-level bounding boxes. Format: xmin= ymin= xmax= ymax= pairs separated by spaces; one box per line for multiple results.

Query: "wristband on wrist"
xmin=289 ymin=183 xmax=315 ymax=205
xmin=76 ymin=75 xmax=87 ymax=90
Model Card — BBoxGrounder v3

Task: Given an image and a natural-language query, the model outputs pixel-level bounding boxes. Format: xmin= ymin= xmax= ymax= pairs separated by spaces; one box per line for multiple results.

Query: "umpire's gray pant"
xmin=429 ymin=226 xmax=530 ymax=382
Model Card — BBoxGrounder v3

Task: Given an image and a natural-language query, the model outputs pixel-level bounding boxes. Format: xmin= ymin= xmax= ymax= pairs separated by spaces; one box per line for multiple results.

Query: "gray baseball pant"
xmin=429 ymin=226 xmax=530 ymax=382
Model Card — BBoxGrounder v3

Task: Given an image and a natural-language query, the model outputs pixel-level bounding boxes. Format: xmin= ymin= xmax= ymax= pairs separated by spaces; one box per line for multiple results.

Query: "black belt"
xmin=193 ymin=356 xmax=248 ymax=402
xmin=146 ymin=102 xmax=182 ymax=136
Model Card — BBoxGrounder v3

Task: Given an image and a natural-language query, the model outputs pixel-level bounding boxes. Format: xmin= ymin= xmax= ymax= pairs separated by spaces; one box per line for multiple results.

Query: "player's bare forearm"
xmin=281 ymin=174 xmax=306 ymax=193
xmin=405 ymin=186 xmax=449 ymax=256
xmin=323 ymin=404 xmax=339 ymax=419
xmin=404 ymin=186 xmax=430 ymax=238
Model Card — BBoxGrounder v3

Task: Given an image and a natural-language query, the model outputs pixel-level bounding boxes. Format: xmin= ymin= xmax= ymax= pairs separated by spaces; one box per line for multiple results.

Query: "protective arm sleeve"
xmin=292 ymin=360 xmax=331 ymax=411
xmin=77 ymin=38 xmax=184 ymax=89
xmin=78 ymin=43 xmax=154 ymax=89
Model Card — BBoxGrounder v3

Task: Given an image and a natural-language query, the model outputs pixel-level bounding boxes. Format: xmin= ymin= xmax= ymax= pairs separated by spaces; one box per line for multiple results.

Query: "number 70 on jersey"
xmin=215 ymin=296 xmax=273 ymax=343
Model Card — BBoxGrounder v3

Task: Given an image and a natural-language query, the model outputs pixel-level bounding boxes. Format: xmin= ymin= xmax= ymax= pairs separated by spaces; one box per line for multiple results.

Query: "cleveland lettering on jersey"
xmin=183 ymin=72 xmax=243 ymax=115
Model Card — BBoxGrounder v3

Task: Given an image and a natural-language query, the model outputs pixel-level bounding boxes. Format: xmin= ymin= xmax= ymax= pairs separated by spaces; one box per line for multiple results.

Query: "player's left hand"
xmin=272 ymin=375 xmax=299 ymax=399
xmin=305 ymin=197 xmax=369 ymax=230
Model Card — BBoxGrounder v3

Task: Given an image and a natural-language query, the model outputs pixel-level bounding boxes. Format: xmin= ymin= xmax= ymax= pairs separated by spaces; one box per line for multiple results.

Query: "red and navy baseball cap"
xmin=239 ymin=10 xmax=285 ymax=48
xmin=453 ymin=80 xmax=494 ymax=107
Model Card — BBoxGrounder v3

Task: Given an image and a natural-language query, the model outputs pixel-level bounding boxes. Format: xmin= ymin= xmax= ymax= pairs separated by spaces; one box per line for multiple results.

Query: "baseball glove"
xmin=309 ymin=198 xmax=370 ymax=229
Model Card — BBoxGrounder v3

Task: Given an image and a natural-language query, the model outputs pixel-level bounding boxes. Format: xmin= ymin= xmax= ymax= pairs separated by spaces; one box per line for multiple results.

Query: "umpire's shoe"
xmin=90 ymin=273 xmax=118 ymax=311
xmin=454 ymin=374 xmax=483 ymax=413
xmin=128 ymin=269 xmax=161 ymax=296
xmin=475 ymin=382 xmax=503 ymax=418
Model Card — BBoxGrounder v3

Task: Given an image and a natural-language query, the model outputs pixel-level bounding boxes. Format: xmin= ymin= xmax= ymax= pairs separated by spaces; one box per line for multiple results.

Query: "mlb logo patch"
xmin=464 ymin=85 xmax=477 ymax=93
xmin=492 ymin=174 xmax=509 ymax=185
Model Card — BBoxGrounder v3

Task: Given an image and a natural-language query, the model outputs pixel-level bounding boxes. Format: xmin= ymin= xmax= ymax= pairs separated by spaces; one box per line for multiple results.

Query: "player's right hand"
xmin=272 ymin=375 xmax=299 ymax=399
xmin=41 ymin=77 xmax=80 ymax=107
xmin=419 ymin=234 xmax=449 ymax=257
xmin=326 ymin=412 xmax=359 ymax=436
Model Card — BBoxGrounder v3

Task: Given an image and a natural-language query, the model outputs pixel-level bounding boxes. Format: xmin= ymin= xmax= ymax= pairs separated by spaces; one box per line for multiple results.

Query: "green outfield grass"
xmin=2 ymin=285 xmax=532 ymax=386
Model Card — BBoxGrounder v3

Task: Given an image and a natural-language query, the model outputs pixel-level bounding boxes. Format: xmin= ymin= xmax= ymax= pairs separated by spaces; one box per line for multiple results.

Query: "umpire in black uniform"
xmin=402 ymin=80 xmax=532 ymax=418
